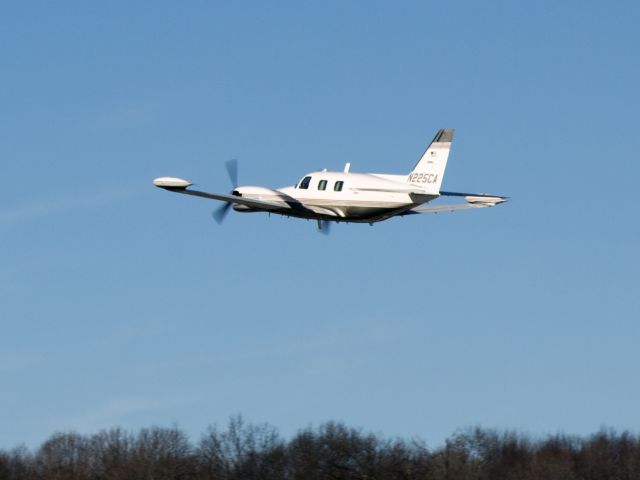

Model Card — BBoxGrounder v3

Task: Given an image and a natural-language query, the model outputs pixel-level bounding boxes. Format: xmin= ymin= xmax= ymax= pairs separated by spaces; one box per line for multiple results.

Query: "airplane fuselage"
xmin=233 ymin=171 xmax=436 ymax=223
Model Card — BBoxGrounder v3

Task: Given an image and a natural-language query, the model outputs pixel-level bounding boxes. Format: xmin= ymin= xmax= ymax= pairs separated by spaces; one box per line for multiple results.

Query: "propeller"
xmin=212 ymin=159 xmax=239 ymax=225
xmin=212 ymin=203 xmax=232 ymax=224
xmin=317 ymin=219 xmax=331 ymax=235
xmin=225 ymin=158 xmax=238 ymax=189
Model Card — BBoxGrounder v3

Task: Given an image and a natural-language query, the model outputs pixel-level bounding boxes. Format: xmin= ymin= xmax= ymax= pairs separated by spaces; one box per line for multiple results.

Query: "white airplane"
xmin=153 ymin=129 xmax=507 ymax=232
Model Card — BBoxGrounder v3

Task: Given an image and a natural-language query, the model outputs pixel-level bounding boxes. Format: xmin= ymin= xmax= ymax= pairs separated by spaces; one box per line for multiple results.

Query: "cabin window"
xmin=299 ymin=176 xmax=312 ymax=189
xmin=318 ymin=180 xmax=327 ymax=191
xmin=334 ymin=180 xmax=344 ymax=192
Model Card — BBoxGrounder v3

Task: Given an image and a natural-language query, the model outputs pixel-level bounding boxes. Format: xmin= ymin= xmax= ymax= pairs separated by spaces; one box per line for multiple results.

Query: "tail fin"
xmin=407 ymin=128 xmax=454 ymax=194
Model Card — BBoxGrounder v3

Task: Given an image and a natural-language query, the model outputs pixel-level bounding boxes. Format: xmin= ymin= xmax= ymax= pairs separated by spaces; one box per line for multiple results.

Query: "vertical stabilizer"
xmin=407 ymin=128 xmax=454 ymax=194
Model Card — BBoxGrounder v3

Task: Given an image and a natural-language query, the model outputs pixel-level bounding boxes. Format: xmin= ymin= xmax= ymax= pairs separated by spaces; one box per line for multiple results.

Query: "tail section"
xmin=407 ymin=128 xmax=454 ymax=194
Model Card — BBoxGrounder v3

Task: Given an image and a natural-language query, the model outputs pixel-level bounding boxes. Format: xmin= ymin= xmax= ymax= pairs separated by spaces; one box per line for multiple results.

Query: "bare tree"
xmin=2 ymin=420 xmax=640 ymax=480
xmin=197 ymin=415 xmax=285 ymax=480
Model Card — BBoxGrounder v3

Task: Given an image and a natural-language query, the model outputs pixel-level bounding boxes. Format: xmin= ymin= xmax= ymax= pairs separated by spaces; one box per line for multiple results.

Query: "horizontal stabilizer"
xmin=440 ymin=191 xmax=509 ymax=206
xmin=464 ymin=195 xmax=507 ymax=206
xmin=407 ymin=192 xmax=508 ymax=214
xmin=406 ymin=203 xmax=492 ymax=215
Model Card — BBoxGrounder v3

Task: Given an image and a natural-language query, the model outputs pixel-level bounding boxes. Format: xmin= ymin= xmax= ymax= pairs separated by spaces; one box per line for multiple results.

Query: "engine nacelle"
xmin=234 ymin=186 xmax=282 ymax=197
xmin=232 ymin=186 xmax=284 ymax=212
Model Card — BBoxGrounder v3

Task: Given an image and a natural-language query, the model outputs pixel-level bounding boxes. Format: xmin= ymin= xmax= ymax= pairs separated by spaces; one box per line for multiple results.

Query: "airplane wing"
xmin=153 ymin=177 xmax=284 ymax=211
xmin=173 ymin=189 xmax=286 ymax=211
xmin=154 ymin=177 xmax=338 ymax=216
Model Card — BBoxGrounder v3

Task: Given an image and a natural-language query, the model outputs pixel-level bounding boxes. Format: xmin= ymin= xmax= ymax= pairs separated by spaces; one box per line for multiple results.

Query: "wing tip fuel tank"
xmin=153 ymin=177 xmax=193 ymax=189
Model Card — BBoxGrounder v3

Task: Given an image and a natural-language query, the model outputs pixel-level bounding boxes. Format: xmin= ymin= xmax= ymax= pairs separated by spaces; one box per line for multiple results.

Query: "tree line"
xmin=1 ymin=417 xmax=639 ymax=479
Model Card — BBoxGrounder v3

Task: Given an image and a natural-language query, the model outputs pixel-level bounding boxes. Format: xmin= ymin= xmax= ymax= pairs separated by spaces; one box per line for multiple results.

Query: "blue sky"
xmin=1 ymin=1 xmax=639 ymax=448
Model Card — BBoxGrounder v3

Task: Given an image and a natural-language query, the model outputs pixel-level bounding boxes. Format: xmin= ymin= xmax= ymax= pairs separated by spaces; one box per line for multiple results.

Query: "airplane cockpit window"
xmin=334 ymin=180 xmax=344 ymax=192
xmin=318 ymin=180 xmax=327 ymax=191
xmin=299 ymin=176 xmax=312 ymax=189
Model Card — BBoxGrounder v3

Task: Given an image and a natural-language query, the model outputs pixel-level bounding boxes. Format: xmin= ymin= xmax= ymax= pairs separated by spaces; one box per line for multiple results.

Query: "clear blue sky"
xmin=1 ymin=1 xmax=639 ymax=448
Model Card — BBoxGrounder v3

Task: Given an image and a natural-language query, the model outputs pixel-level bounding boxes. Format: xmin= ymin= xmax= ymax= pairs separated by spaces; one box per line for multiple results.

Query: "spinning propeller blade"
xmin=317 ymin=220 xmax=331 ymax=235
xmin=212 ymin=203 xmax=232 ymax=224
xmin=213 ymin=159 xmax=239 ymax=225
xmin=225 ymin=159 xmax=238 ymax=189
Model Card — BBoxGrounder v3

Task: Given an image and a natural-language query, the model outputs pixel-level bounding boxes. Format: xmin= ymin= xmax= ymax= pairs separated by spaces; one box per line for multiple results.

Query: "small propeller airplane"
xmin=153 ymin=129 xmax=507 ymax=233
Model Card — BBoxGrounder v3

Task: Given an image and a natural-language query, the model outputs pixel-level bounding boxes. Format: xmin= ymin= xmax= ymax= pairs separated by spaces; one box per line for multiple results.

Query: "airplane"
xmin=153 ymin=129 xmax=507 ymax=233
